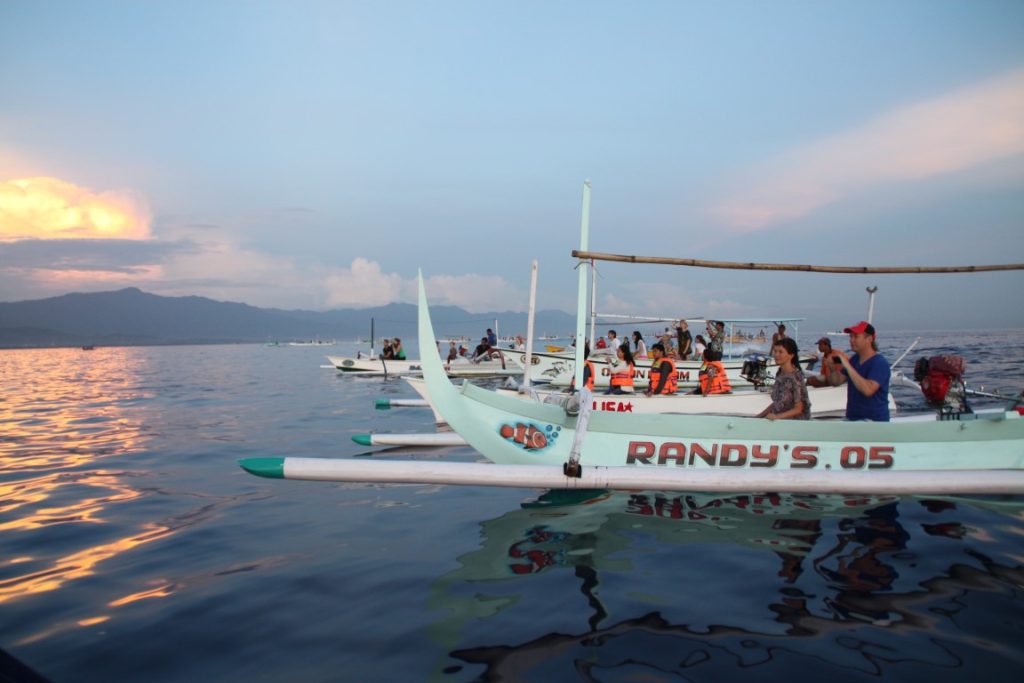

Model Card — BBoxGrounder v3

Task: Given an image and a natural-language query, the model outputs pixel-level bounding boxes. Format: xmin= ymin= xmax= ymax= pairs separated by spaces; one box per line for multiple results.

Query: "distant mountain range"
xmin=0 ymin=288 xmax=578 ymax=348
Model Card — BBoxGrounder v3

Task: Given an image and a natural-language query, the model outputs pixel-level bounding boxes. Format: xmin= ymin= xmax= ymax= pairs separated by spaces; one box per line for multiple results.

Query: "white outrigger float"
xmin=241 ymin=184 xmax=1024 ymax=494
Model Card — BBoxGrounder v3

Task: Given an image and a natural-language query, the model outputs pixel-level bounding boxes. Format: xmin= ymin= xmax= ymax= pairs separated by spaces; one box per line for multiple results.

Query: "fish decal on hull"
xmin=498 ymin=422 xmax=560 ymax=451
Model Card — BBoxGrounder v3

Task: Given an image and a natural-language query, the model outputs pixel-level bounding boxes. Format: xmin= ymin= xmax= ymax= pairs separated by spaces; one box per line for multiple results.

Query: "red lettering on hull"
xmin=624 ymin=441 xmax=895 ymax=469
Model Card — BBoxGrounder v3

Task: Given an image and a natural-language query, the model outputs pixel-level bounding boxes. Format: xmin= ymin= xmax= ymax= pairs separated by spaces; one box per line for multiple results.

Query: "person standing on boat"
xmin=772 ymin=323 xmax=789 ymax=345
xmin=632 ymin=331 xmax=648 ymax=359
xmin=807 ymin=337 xmax=846 ymax=388
xmin=607 ymin=330 xmax=622 ymax=353
xmin=757 ymin=338 xmax=810 ymax=419
xmin=693 ymin=334 xmax=707 ymax=359
xmin=674 ymin=320 xmax=693 ymax=360
xmin=486 ymin=328 xmax=497 ymax=346
xmin=645 ymin=343 xmax=678 ymax=395
xmin=834 ymin=321 xmax=891 ymax=421
xmin=606 ymin=345 xmax=636 ymax=395
xmin=707 ymin=321 xmax=726 ymax=354
xmin=446 ymin=341 xmax=458 ymax=366
xmin=392 ymin=338 xmax=406 ymax=360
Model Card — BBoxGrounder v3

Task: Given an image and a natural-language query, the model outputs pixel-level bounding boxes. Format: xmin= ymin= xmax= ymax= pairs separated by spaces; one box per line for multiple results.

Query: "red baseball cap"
xmin=843 ymin=321 xmax=875 ymax=335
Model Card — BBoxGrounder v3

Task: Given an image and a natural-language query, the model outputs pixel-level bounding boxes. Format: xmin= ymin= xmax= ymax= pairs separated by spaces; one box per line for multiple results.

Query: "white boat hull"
xmin=326 ymin=354 xmax=524 ymax=378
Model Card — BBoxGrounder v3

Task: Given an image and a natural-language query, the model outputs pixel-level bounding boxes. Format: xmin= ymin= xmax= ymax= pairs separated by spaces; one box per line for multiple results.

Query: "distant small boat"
xmin=81 ymin=345 xmax=95 ymax=351
xmin=288 ymin=339 xmax=337 ymax=346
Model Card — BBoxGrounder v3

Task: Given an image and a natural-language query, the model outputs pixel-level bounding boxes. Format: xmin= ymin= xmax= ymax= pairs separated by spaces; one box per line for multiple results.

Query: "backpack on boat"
xmin=914 ymin=355 xmax=967 ymax=408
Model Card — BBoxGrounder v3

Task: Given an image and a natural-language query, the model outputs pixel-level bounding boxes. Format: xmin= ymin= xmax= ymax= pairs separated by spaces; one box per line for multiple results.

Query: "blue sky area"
xmin=1 ymin=1 xmax=1023 ymax=331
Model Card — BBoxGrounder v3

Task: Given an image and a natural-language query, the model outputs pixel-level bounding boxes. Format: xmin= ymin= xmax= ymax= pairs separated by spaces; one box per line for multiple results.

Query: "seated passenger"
xmin=606 ymin=345 xmax=635 ymax=395
xmin=757 ymin=338 xmax=810 ymax=419
xmin=807 ymin=337 xmax=845 ymax=388
xmin=644 ymin=343 xmax=678 ymax=396
xmin=392 ymin=338 xmax=406 ymax=360
xmin=695 ymin=348 xmax=732 ymax=395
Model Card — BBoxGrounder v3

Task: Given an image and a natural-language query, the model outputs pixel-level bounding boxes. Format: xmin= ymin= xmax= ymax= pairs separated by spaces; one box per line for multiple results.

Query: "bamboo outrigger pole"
xmin=571 ymin=251 xmax=1024 ymax=274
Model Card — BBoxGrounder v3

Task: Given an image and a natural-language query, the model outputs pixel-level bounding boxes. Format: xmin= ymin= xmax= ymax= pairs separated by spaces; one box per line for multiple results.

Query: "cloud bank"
xmin=710 ymin=67 xmax=1024 ymax=231
xmin=0 ymin=177 xmax=151 ymax=240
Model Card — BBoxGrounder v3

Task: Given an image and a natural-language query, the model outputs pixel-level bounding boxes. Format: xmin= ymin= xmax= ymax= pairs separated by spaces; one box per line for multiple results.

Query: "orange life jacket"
xmin=571 ymin=360 xmax=596 ymax=391
xmin=650 ymin=358 xmax=678 ymax=394
xmin=609 ymin=362 xmax=634 ymax=388
xmin=699 ymin=360 xmax=732 ymax=395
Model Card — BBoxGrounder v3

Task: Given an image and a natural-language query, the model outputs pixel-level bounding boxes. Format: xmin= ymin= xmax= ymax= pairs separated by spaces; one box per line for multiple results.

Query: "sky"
xmin=1 ymin=1 xmax=1023 ymax=332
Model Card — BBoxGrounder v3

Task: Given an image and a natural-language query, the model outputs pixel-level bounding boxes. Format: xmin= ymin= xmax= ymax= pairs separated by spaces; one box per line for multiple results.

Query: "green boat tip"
xmin=351 ymin=434 xmax=372 ymax=446
xmin=238 ymin=457 xmax=285 ymax=479
xmin=374 ymin=399 xmax=391 ymax=409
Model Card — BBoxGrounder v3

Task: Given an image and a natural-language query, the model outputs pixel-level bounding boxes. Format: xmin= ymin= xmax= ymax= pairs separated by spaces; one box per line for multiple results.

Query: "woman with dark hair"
xmin=606 ymin=344 xmax=635 ymax=394
xmin=757 ymin=337 xmax=810 ymax=420
xmin=632 ymin=331 xmax=647 ymax=359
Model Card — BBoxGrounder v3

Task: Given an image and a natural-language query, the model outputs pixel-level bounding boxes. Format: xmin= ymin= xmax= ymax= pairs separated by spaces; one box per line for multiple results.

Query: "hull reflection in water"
xmin=428 ymin=491 xmax=1024 ymax=680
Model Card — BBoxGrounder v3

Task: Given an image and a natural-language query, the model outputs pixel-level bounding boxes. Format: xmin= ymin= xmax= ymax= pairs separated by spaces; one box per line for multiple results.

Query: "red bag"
xmin=929 ymin=355 xmax=964 ymax=379
xmin=921 ymin=369 xmax=952 ymax=403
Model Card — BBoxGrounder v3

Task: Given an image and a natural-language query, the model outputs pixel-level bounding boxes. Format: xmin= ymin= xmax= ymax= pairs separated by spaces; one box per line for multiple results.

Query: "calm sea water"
xmin=1 ymin=331 xmax=1023 ymax=682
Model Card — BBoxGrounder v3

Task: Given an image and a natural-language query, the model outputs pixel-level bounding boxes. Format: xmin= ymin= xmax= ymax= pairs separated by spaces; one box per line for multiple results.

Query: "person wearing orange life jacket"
xmin=569 ymin=343 xmax=595 ymax=392
xmin=696 ymin=348 xmax=732 ymax=395
xmin=605 ymin=345 xmax=635 ymax=394
xmin=645 ymin=342 xmax=678 ymax=395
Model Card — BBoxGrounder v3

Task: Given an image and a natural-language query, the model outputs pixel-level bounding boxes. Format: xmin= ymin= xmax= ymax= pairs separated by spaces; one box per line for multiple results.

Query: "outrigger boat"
xmin=241 ymin=184 xmax=1024 ymax=494
xmin=325 ymin=353 xmax=524 ymax=378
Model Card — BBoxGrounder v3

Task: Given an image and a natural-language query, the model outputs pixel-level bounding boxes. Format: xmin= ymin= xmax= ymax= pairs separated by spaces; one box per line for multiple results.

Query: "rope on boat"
xmin=572 ymin=251 xmax=1024 ymax=274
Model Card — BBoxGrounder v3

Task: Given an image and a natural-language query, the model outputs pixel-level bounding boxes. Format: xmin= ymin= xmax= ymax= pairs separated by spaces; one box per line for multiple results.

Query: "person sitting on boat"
xmin=757 ymin=338 xmax=810 ymax=420
xmin=381 ymin=339 xmax=395 ymax=359
xmin=446 ymin=341 xmax=458 ymax=366
xmin=833 ymin=320 xmax=891 ymax=421
xmin=392 ymin=338 xmax=406 ymax=360
xmin=632 ymin=331 xmax=648 ymax=359
xmin=807 ymin=337 xmax=846 ymax=388
xmin=486 ymin=328 xmax=497 ymax=346
xmin=644 ymin=343 xmax=678 ymax=396
xmin=569 ymin=343 xmax=595 ymax=393
xmin=472 ymin=337 xmax=493 ymax=362
xmin=694 ymin=348 xmax=732 ymax=395
xmin=606 ymin=344 xmax=636 ymax=395
xmin=674 ymin=320 xmax=693 ymax=360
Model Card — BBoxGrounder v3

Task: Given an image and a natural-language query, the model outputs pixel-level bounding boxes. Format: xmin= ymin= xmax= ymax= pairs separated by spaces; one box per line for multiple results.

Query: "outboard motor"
xmin=914 ymin=355 xmax=970 ymax=415
xmin=741 ymin=354 xmax=770 ymax=388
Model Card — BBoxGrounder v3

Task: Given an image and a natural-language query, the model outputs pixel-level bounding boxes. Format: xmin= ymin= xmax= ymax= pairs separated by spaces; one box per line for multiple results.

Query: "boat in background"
xmin=326 ymin=353 xmax=525 ymax=378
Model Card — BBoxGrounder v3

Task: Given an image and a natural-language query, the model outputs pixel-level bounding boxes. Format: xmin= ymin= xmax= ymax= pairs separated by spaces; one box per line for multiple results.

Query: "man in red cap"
xmin=832 ymin=321 xmax=890 ymax=421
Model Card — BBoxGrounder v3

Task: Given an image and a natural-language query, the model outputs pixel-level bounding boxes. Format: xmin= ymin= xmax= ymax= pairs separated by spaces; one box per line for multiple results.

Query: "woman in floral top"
xmin=757 ymin=337 xmax=811 ymax=420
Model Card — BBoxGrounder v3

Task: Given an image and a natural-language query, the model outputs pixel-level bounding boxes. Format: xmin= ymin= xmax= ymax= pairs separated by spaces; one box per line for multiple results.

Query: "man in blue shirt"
xmin=834 ymin=320 xmax=890 ymax=421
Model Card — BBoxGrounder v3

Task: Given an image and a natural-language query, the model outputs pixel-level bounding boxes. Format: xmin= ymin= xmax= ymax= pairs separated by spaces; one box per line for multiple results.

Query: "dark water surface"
xmin=2 ymin=332 xmax=1023 ymax=682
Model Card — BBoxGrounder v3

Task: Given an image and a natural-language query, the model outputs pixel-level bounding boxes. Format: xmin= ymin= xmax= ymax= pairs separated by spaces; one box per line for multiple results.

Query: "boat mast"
xmin=589 ymin=259 xmax=597 ymax=351
xmin=523 ymin=260 xmax=539 ymax=388
xmin=573 ymin=182 xmax=592 ymax=391
xmin=370 ymin=317 xmax=375 ymax=357
xmin=866 ymin=286 xmax=878 ymax=323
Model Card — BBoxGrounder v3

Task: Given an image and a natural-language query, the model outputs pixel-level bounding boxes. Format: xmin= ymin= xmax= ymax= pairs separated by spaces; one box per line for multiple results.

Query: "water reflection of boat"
xmin=427 ymin=491 xmax=1024 ymax=679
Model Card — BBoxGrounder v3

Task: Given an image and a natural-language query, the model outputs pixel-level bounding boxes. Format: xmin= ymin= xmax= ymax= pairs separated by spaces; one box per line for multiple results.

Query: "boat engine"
xmin=914 ymin=355 xmax=970 ymax=415
xmin=741 ymin=354 xmax=770 ymax=388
